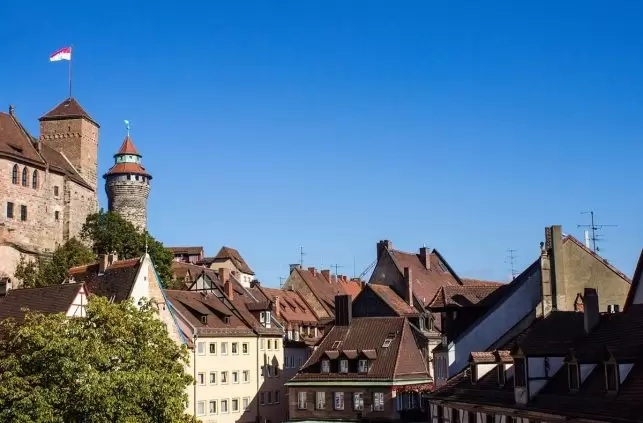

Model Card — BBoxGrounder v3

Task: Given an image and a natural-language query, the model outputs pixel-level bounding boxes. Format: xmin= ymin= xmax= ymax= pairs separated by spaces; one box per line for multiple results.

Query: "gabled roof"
xmin=250 ymin=285 xmax=319 ymax=326
xmin=290 ymin=317 xmax=430 ymax=382
xmin=39 ymin=97 xmax=98 ymax=127
xmin=428 ymin=284 xmax=503 ymax=309
xmin=293 ymin=267 xmax=360 ymax=313
xmin=69 ymin=258 xmax=142 ymax=303
xmin=115 ymin=136 xmax=141 ymax=156
xmin=0 ymin=111 xmax=46 ymax=165
xmin=214 ymin=246 xmax=254 ymax=275
xmin=0 ymin=283 xmax=84 ymax=321
xmin=368 ymin=284 xmax=417 ymax=316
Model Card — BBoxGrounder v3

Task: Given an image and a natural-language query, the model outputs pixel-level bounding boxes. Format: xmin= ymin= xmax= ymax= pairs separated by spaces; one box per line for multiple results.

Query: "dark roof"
xmin=103 ymin=162 xmax=152 ymax=178
xmin=290 ymin=317 xmax=430 ymax=382
xmin=214 ymin=246 xmax=255 ymax=275
xmin=368 ymin=284 xmax=418 ymax=316
xmin=115 ymin=136 xmax=141 ymax=156
xmin=0 ymin=111 xmax=46 ymax=165
xmin=168 ymin=246 xmax=204 ymax=255
xmin=0 ymin=283 xmax=83 ymax=320
xmin=428 ymin=284 xmax=502 ymax=309
xmin=69 ymin=258 xmax=142 ymax=302
xmin=625 ymin=249 xmax=643 ymax=310
xmin=39 ymin=97 xmax=98 ymax=127
xmin=516 ymin=311 xmax=590 ymax=356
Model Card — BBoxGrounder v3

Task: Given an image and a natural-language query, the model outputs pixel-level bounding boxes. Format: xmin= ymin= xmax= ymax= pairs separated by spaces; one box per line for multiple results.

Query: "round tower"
xmin=103 ymin=134 xmax=152 ymax=231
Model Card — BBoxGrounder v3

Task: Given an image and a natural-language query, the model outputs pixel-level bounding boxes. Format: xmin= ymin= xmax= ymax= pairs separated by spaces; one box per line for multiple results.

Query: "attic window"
xmin=224 ymin=316 xmax=230 ymax=325
xmin=382 ymin=338 xmax=393 ymax=348
xmin=331 ymin=341 xmax=342 ymax=350
xmin=606 ymin=363 xmax=619 ymax=392
xmin=498 ymin=364 xmax=506 ymax=387
xmin=200 ymin=315 xmax=208 ymax=325
xmin=568 ymin=362 xmax=580 ymax=391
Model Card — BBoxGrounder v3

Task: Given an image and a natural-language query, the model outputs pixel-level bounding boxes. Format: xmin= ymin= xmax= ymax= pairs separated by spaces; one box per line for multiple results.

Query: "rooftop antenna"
xmin=299 ymin=245 xmax=306 ymax=267
xmin=331 ymin=264 xmax=344 ymax=277
xmin=505 ymin=249 xmax=518 ymax=279
xmin=279 ymin=276 xmax=286 ymax=288
xmin=577 ymin=211 xmax=617 ymax=253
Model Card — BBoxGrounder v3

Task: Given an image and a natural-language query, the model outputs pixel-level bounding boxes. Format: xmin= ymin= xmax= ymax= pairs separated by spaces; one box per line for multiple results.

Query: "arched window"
xmin=21 ymin=167 xmax=27 ymax=186
xmin=11 ymin=165 xmax=18 ymax=184
xmin=32 ymin=170 xmax=38 ymax=189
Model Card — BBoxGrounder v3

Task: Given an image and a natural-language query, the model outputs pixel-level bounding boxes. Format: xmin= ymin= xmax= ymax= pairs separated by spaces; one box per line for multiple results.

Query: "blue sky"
xmin=1 ymin=1 xmax=642 ymax=286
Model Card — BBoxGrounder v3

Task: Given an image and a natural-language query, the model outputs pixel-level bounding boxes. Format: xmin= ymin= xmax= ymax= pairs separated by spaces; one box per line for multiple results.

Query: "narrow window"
xmin=498 ymin=364 xmax=506 ymax=386
xmin=232 ymin=342 xmax=238 ymax=354
xmin=209 ymin=400 xmax=217 ymax=414
xmin=20 ymin=205 xmax=27 ymax=221
xmin=209 ymin=342 xmax=216 ymax=354
xmin=55 ymin=211 xmax=60 ymax=221
xmin=339 ymin=359 xmax=348 ymax=373
xmin=6 ymin=202 xmax=14 ymax=219
xmin=197 ymin=372 xmax=205 ymax=385
xmin=267 ymin=391 xmax=272 ymax=404
xmin=209 ymin=372 xmax=216 ymax=384
xmin=32 ymin=170 xmax=38 ymax=189
xmin=243 ymin=370 xmax=249 ymax=383
xmin=452 ymin=408 xmax=461 ymax=423
xmin=221 ymin=342 xmax=228 ymax=355
xmin=12 ymin=165 xmax=18 ymax=184
xmin=321 ymin=359 xmax=330 ymax=373
xmin=274 ymin=390 xmax=280 ymax=404
xmin=373 ymin=392 xmax=384 ymax=411
xmin=232 ymin=371 xmax=239 ymax=383
xmin=334 ymin=392 xmax=344 ymax=410
xmin=221 ymin=371 xmax=228 ymax=384
xmin=353 ymin=392 xmax=364 ymax=411
xmin=568 ymin=363 xmax=580 ymax=391
xmin=231 ymin=398 xmax=239 ymax=412
xmin=242 ymin=397 xmax=249 ymax=410
xmin=358 ymin=359 xmax=369 ymax=373
xmin=54 ymin=185 xmax=59 ymax=197
xmin=470 ymin=364 xmax=478 ymax=384
xmin=316 ymin=391 xmax=326 ymax=410
xmin=221 ymin=399 xmax=228 ymax=413
xmin=242 ymin=342 xmax=249 ymax=354
xmin=606 ymin=363 xmax=619 ymax=392
xmin=196 ymin=401 xmax=205 ymax=416
xmin=297 ymin=391 xmax=307 ymax=410
xmin=260 ymin=392 xmax=265 ymax=405
xmin=21 ymin=167 xmax=27 ymax=186
xmin=514 ymin=357 xmax=526 ymax=387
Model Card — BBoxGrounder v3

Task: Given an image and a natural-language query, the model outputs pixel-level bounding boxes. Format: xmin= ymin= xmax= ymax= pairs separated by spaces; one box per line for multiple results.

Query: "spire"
xmin=115 ymin=136 xmax=141 ymax=157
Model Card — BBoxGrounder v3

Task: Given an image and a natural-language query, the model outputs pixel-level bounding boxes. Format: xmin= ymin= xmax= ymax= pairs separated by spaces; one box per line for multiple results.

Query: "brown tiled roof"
xmin=253 ymin=286 xmax=318 ymax=326
xmin=388 ymin=249 xmax=460 ymax=306
xmin=103 ymin=162 xmax=152 ymax=178
xmin=291 ymin=317 xmax=430 ymax=382
xmin=168 ymin=246 xmax=204 ymax=255
xmin=39 ymin=98 xmax=98 ymax=127
xmin=295 ymin=268 xmax=362 ymax=313
xmin=337 ymin=276 xmax=363 ymax=299
xmin=39 ymin=143 xmax=92 ymax=190
xmin=516 ymin=311 xmax=589 ymax=356
xmin=428 ymin=285 xmax=501 ymax=309
xmin=69 ymin=258 xmax=142 ymax=303
xmin=0 ymin=283 xmax=83 ymax=320
xmin=469 ymin=351 xmax=496 ymax=364
xmin=461 ymin=278 xmax=504 ymax=287
xmin=369 ymin=284 xmax=417 ymax=316
xmin=115 ymin=136 xmax=141 ymax=156
xmin=0 ymin=111 xmax=46 ymax=165
xmin=214 ymin=246 xmax=254 ymax=275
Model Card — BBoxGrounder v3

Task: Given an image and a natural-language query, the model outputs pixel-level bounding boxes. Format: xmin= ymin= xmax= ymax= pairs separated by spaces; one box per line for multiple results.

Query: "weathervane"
xmin=124 ymin=120 xmax=131 ymax=137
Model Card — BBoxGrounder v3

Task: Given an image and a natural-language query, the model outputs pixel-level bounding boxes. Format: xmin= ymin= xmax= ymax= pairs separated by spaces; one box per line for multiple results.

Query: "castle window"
xmin=20 ymin=205 xmax=27 ymax=221
xmin=6 ymin=202 xmax=14 ymax=219
xmin=11 ymin=165 xmax=18 ymax=184
xmin=55 ymin=211 xmax=60 ymax=221
xmin=21 ymin=167 xmax=28 ymax=186
xmin=31 ymin=170 xmax=38 ymax=189
xmin=54 ymin=186 xmax=60 ymax=197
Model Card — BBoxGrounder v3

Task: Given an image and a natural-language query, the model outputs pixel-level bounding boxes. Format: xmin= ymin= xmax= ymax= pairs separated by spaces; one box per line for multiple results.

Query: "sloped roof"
xmin=103 ymin=162 xmax=152 ymax=178
xmin=0 ymin=111 xmax=46 ymax=165
xmin=253 ymin=286 xmax=318 ymax=325
xmin=214 ymin=246 xmax=254 ymax=275
xmin=624 ymin=249 xmax=643 ymax=310
xmin=69 ymin=258 xmax=142 ymax=303
xmin=39 ymin=97 xmax=98 ymax=127
xmin=115 ymin=136 xmax=141 ymax=156
xmin=39 ymin=143 xmax=93 ymax=189
xmin=168 ymin=246 xmax=204 ymax=256
xmin=291 ymin=317 xmax=429 ymax=382
xmin=368 ymin=284 xmax=417 ymax=316
xmin=0 ymin=283 xmax=83 ymax=321
xmin=428 ymin=285 xmax=502 ymax=308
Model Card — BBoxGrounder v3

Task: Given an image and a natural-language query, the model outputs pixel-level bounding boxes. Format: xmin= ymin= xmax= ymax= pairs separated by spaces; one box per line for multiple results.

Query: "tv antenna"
xmin=299 ymin=245 xmax=306 ymax=267
xmin=279 ymin=276 xmax=286 ymax=288
xmin=577 ymin=211 xmax=617 ymax=253
xmin=331 ymin=264 xmax=344 ymax=277
xmin=505 ymin=249 xmax=518 ymax=279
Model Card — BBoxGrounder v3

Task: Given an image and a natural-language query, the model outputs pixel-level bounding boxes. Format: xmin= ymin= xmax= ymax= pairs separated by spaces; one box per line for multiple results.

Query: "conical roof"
xmin=115 ymin=136 xmax=141 ymax=157
xmin=39 ymin=98 xmax=99 ymax=127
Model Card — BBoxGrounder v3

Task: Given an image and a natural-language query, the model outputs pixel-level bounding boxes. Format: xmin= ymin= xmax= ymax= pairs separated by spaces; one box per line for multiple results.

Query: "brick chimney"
xmin=334 ymin=294 xmax=352 ymax=326
xmin=419 ymin=247 xmax=431 ymax=269
xmin=377 ymin=240 xmax=392 ymax=260
xmin=219 ymin=267 xmax=233 ymax=300
xmin=404 ymin=266 xmax=413 ymax=307
xmin=540 ymin=225 xmax=566 ymax=316
xmin=583 ymin=288 xmax=599 ymax=333
xmin=275 ymin=296 xmax=281 ymax=318
xmin=321 ymin=269 xmax=331 ymax=281
xmin=308 ymin=267 xmax=317 ymax=276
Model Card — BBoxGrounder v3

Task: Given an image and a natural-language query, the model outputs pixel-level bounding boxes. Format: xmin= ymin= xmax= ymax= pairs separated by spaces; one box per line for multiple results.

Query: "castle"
xmin=0 ymin=97 xmax=151 ymax=283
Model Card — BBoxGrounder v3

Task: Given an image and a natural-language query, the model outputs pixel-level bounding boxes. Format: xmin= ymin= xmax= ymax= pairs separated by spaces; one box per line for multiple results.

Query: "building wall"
xmin=353 ymin=288 xmax=399 ymax=317
xmin=369 ymin=251 xmax=404 ymax=293
xmin=105 ymin=178 xmax=150 ymax=230
xmin=64 ymin=179 xmax=98 ymax=242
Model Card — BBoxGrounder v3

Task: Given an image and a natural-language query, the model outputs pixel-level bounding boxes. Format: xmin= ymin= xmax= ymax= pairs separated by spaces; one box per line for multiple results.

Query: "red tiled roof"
xmin=214 ymin=246 xmax=254 ymax=275
xmin=39 ymin=98 xmax=98 ymax=127
xmin=469 ymin=351 xmax=496 ymax=363
xmin=0 ymin=283 xmax=84 ymax=320
xmin=69 ymin=258 xmax=142 ymax=303
xmin=103 ymin=162 xmax=152 ymax=178
xmin=0 ymin=112 xmax=46 ymax=165
xmin=428 ymin=285 xmax=501 ymax=308
xmin=115 ymin=136 xmax=140 ymax=156
xmin=255 ymin=286 xmax=318 ymax=326
xmin=369 ymin=284 xmax=417 ymax=316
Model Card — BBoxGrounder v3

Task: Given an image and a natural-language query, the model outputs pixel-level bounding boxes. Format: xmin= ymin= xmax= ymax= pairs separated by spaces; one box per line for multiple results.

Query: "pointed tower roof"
xmin=39 ymin=97 xmax=99 ymax=127
xmin=115 ymin=136 xmax=141 ymax=157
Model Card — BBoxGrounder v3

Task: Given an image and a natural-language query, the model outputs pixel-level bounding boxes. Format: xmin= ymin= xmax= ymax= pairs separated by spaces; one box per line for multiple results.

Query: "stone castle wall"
xmin=105 ymin=179 xmax=150 ymax=230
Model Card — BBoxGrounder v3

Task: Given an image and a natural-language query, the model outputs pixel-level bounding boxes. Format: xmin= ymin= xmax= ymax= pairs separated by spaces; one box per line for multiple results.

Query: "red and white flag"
xmin=50 ymin=47 xmax=72 ymax=62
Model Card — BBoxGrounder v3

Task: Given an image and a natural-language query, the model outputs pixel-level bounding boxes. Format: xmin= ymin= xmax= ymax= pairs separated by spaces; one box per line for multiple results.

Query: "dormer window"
xmin=606 ymin=362 xmax=619 ymax=393
xmin=200 ymin=315 xmax=208 ymax=324
xmin=498 ymin=364 xmax=506 ymax=387
xmin=470 ymin=364 xmax=478 ymax=384
xmin=224 ymin=316 xmax=230 ymax=324
xmin=382 ymin=338 xmax=393 ymax=348
xmin=339 ymin=359 xmax=349 ymax=374
xmin=568 ymin=362 xmax=580 ymax=391
xmin=321 ymin=360 xmax=330 ymax=373
xmin=514 ymin=357 xmax=526 ymax=388
xmin=358 ymin=359 xmax=368 ymax=374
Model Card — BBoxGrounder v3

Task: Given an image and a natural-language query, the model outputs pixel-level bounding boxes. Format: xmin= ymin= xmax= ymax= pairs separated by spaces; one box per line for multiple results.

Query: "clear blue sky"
xmin=2 ymin=1 xmax=642 ymax=286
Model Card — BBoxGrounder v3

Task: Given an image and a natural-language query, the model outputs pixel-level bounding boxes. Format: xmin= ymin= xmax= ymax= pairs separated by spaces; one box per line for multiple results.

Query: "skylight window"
xmin=382 ymin=338 xmax=393 ymax=348
xmin=331 ymin=341 xmax=342 ymax=350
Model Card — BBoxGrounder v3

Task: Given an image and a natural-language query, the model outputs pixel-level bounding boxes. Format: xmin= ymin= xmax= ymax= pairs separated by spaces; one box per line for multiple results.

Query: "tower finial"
xmin=124 ymin=119 xmax=130 ymax=137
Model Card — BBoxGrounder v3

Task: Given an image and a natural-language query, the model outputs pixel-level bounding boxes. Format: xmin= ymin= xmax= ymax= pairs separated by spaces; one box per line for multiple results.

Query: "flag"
xmin=50 ymin=47 xmax=72 ymax=62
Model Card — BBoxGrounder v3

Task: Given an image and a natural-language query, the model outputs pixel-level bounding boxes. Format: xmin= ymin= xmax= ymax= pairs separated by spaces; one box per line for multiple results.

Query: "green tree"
xmin=14 ymin=238 xmax=95 ymax=288
xmin=0 ymin=296 xmax=198 ymax=423
xmin=81 ymin=210 xmax=174 ymax=287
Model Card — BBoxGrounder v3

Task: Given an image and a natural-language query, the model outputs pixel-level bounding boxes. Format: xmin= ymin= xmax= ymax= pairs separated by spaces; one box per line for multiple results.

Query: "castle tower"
xmin=103 ymin=134 xmax=152 ymax=230
xmin=39 ymin=98 xmax=100 ymax=191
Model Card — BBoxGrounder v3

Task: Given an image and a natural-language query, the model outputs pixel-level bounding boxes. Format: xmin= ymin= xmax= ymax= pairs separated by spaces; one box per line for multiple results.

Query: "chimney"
xmin=419 ymin=247 xmax=431 ymax=269
xmin=321 ymin=269 xmax=331 ymax=281
xmin=289 ymin=264 xmax=302 ymax=273
xmin=334 ymin=294 xmax=352 ymax=326
xmin=583 ymin=288 xmax=599 ymax=334
xmin=404 ymin=266 xmax=413 ymax=306
xmin=8 ymin=105 xmax=14 ymax=116
xmin=275 ymin=296 xmax=281 ymax=318
xmin=308 ymin=267 xmax=317 ymax=276
xmin=99 ymin=254 xmax=109 ymax=274
xmin=377 ymin=240 xmax=392 ymax=260
xmin=219 ymin=267 xmax=233 ymax=300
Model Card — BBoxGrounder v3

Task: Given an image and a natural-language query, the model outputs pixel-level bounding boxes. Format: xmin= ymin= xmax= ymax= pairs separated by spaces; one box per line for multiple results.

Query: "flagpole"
xmin=68 ymin=46 xmax=73 ymax=98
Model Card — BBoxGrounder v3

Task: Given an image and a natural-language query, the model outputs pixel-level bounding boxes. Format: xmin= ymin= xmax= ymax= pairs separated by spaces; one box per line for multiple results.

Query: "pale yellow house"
xmin=167 ymin=267 xmax=286 ymax=423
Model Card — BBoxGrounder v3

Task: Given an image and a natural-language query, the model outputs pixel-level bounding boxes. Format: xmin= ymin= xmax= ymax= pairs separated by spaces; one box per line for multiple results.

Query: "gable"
xmin=369 ymin=251 xmax=403 ymax=288
xmin=283 ymin=271 xmax=332 ymax=320
xmin=353 ymin=287 xmax=399 ymax=317
xmin=66 ymin=285 xmax=87 ymax=317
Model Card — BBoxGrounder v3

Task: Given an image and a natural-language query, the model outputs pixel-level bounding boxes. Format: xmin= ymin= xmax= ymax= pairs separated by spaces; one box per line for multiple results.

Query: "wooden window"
xmin=21 ymin=167 xmax=27 ymax=186
xmin=514 ymin=357 xmax=526 ymax=387
xmin=20 ymin=205 xmax=27 ymax=221
xmin=11 ymin=165 xmax=18 ymax=184
xmin=373 ymin=392 xmax=384 ymax=411
xmin=606 ymin=363 xmax=619 ymax=392
xmin=568 ymin=363 xmax=580 ymax=391
xmin=6 ymin=202 xmax=14 ymax=219
xmin=297 ymin=391 xmax=307 ymax=410
xmin=334 ymin=392 xmax=344 ymax=410
xmin=32 ymin=170 xmax=38 ymax=189
xmin=315 ymin=391 xmax=326 ymax=410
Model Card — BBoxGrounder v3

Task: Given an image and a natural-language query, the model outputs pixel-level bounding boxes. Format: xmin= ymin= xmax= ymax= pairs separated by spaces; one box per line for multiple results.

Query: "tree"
xmin=0 ymin=296 xmax=198 ymax=423
xmin=81 ymin=210 xmax=174 ymax=287
xmin=14 ymin=238 xmax=95 ymax=288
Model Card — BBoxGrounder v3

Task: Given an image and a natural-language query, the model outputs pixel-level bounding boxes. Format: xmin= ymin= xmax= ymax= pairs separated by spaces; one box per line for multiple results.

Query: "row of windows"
xmin=260 ymin=338 xmax=279 ymax=350
xmin=297 ymin=391 xmax=385 ymax=412
xmin=196 ymin=339 xmax=281 ymax=355
xmin=197 ymin=370 xmax=251 ymax=385
xmin=320 ymin=358 xmax=370 ymax=374
xmin=11 ymin=165 xmax=38 ymax=189
xmin=6 ymin=202 xmax=60 ymax=222
xmin=196 ymin=397 xmax=250 ymax=417
xmin=284 ymin=355 xmax=305 ymax=369
xmin=432 ymin=405 xmax=538 ymax=423
xmin=259 ymin=390 xmax=280 ymax=406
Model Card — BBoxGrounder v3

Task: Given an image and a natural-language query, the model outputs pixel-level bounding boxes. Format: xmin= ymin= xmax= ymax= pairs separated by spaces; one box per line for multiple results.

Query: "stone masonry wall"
xmin=65 ymin=179 xmax=98 ymax=242
xmin=105 ymin=179 xmax=150 ymax=230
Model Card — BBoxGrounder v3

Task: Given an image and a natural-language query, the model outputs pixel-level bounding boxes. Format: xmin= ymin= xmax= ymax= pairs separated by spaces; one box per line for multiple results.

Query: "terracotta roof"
xmin=469 ymin=351 xmax=496 ymax=364
xmin=428 ymin=285 xmax=502 ymax=308
xmin=0 ymin=283 xmax=83 ymax=321
xmin=115 ymin=136 xmax=141 ymax=156
xmin=69 ymin=258 xmax=142 ymax=303
xmin=368 ymin=284 xmax=417 ymax=316
xmin=337 ymin=276 xmax=363 ymax=298
xmin=168 ymin=246 xmax=204 ymax=256
xmin=0 ymin=111 xmax=46 ymax=165
xmin=214 ymin=246 xmax=254 ymax=275
xmin=39 ymin=97 xmax=98 ymax=127
xmin=294 ymin=268 xmax=362 ymax=314
xmin=291 ymin=317 xmax=430 ymax=382
xmin=388 ymin=249 xmax=460 ymax=306
xmin=103 ymin=162 xmax=152 ymax=178
xmin=252 ymin=286 xmax=318 ymax=326
xmin=39 ymin=143 xmax=92 ymax=190
xmin=461 ymin=278 xmax=504 ymax=287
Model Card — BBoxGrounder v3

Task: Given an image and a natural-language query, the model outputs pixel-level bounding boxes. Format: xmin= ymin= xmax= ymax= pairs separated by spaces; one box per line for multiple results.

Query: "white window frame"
xmin=221 ymin=371 xmax=228 ymax=384
xmin=232 ymin=398 xmax=239 ymax=413
xmin=321 ymin=359 xmax=330 ymax=373
xmin=373 ymin=392 xmax=384 ymax=411
xmin=197 ymin=342 xmax=206 ymax=355
xmin=243 ymin=370 xmax=250 ymax=383
xmin=297 ymin=391 xmax=307 ymax=410
xmin=232 ymin=370 xmax=239 ymax=384
xmin=242 ymin=342 xmax=249 ymax=354
xmin=209 ymin=400 xmax=217 ymax=415
xmin=334 ymin=392 xmax=344 ymax=410
xmin=221 ymin=399 xmax=229 ymax=413
xmin=260 ymin=338 xmax=265 ymax=350
xmin=221 ymin=342 xmax=228 ymax=355
xmin=316 ymin=391 xmax=326 ymax=410
xmin=197 ymin=400 xmax=206 ymax=416
xmin=243 ymin=397 xmax=250 ymax=410
xmin=358 ymin=359 xmax=368 ymax=373
xmin=340 ymin=359 xmax=349 ymax=373
xmin=209 ymin=342 xmax=217 ymax=355
xmin=232 ymin=342 xmax=239 ymax=355
xmin=353 ymin=392 xmax=364 ymax=411
xmin=209 ymin=371 xmax=217 ymax=384
xmin=197 ymin=372 xmax=205 ymax=385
